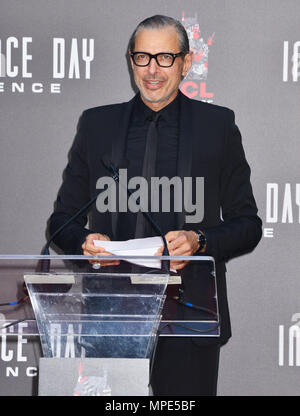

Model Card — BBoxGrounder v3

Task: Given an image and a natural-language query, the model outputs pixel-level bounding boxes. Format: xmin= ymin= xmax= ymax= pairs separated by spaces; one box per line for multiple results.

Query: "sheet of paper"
xmin=93 ymin=236 xmax=165 ymax=269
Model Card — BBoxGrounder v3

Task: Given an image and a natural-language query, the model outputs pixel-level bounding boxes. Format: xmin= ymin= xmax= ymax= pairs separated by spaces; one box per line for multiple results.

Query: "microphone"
xmin=40 ymin=191 xmax=101 ymax=272
xmin=40 ymin=158 xmax=121 ymax=272
xmin=101 ymin=154 xmax=129 ymax=177
xmin=102 ymin=156 xmax=170 ymax=273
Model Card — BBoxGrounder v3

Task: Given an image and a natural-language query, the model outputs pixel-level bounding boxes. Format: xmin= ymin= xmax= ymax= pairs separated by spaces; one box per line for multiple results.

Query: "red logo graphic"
xmin=180 ymin=11 xmax=215 ymax=102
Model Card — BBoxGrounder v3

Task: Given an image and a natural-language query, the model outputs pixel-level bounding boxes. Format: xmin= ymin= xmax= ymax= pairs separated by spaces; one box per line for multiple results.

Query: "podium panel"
xmin=0 ymin=254 xmax=219 ymax=396
xmin=24 ymin=271 xmax=168 ymax=359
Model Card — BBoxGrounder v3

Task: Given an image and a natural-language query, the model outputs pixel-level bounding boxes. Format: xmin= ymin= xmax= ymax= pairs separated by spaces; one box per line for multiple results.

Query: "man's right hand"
xmin=81 ymin=233 xmax=120 ymax=267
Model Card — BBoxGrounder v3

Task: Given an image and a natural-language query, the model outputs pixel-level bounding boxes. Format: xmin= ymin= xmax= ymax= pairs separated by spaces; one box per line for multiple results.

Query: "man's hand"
xmin=155 ymin=230 xmax=201 ymax=271
xmin=81 ymin=233 xmax=120 ymax=267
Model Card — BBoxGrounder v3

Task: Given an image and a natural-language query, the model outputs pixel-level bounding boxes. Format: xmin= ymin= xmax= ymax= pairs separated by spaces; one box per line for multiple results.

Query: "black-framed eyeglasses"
xmin=130 ymin=51 xmax=185 ymax=67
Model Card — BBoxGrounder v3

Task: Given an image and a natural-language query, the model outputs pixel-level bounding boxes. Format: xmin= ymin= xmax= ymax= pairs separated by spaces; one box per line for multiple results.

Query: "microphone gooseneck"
xmin=40 ymin=192 xmax=100 ymax=272
xmin=40 ymin=157 xmax=117 ymax=271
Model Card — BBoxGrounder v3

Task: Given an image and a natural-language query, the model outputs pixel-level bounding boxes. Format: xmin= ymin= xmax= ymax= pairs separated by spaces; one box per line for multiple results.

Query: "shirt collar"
xmin=134 ymin=92 xmax=180 ymax=124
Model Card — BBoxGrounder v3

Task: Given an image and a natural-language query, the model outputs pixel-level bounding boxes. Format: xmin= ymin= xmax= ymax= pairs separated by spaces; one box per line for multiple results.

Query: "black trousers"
xmin=151 ymin=337 xmax=221 ymax=396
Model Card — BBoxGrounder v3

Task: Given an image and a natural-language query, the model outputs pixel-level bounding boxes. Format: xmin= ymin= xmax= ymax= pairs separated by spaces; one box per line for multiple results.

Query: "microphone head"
xmin=101 ymin=154 xmax=112 ymax=170
xmin=101 ymin=155 xmax=129 ymax=171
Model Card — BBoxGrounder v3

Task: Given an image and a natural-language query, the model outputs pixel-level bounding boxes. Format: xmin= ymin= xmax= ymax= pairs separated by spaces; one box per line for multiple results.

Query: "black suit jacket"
xmin=48 ymin=91 xmax=262 ymax=344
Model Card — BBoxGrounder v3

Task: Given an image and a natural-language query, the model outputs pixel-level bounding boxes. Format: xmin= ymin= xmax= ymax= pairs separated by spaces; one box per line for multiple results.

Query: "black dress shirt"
xmin=116 ymin=94 xmax=180 ymax=240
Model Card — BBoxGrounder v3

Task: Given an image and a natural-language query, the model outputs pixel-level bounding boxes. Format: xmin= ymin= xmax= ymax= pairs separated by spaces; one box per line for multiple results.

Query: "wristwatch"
xmin=195 ymin=230 xmax=206 ymax=251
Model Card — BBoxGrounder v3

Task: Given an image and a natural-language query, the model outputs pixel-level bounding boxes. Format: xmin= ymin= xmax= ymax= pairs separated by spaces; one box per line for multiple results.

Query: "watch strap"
xmin=195 ymin=230 xmax=206 ymax=251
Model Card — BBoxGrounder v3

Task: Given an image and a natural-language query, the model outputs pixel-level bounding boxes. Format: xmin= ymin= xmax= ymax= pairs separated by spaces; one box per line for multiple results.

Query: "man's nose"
xmin=147 ymin=56 xmax=160 ymax=74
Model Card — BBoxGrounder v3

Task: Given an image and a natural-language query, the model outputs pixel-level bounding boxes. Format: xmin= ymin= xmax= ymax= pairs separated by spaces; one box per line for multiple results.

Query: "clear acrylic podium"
xmin=0 ymin=254 xmax=219 ymax=395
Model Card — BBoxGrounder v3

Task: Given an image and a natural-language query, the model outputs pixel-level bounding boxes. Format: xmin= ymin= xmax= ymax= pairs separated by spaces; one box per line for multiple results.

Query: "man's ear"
xmin=128 ymin=50 xmax=134 ymax=69
xmin=182 ymin=51 xmax=193 ymax=77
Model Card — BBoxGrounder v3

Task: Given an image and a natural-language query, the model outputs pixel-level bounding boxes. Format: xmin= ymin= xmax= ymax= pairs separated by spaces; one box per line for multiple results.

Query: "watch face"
xmin=197 ymin=231 xmax=206 ymax=248
xmin=197 ymin=231 xmax=203 ymax=242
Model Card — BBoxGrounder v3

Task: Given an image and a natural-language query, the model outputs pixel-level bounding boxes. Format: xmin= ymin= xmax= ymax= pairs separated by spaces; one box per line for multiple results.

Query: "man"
xmin=48 ymin=15 xmax=262 ymax=395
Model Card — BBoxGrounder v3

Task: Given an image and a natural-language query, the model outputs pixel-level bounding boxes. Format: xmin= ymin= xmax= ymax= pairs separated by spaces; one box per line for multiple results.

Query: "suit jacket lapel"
xmin=111 ymin=95 xmax=137 ymax=167
xmin=176 ymin=91 xmax=194 ymax=229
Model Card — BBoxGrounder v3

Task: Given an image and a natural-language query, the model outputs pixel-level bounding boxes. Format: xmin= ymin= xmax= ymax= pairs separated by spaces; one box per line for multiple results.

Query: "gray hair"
xmin=128 ymin=15 xmax=189 ymax=55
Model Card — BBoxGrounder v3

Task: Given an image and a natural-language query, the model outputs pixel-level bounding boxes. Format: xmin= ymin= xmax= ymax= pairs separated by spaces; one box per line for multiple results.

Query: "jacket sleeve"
xmin=201 ymin=110 xmax=262 ymax=263
xmin=47 ymin=111 xmax=95 ymax=254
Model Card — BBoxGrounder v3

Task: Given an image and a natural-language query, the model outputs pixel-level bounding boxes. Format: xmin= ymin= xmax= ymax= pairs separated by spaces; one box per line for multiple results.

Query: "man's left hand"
xmin=155 ymin=230 xmax=200 ymax=271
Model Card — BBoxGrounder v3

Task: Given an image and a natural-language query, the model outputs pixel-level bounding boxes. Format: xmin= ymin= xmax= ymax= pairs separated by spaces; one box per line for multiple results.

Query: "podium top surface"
xmin=0 ymin=254 xmax=215 ymax=261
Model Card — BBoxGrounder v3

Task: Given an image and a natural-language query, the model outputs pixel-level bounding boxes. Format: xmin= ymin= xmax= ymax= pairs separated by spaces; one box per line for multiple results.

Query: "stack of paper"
xmin=93 ymin=236 xmax=164 ymax=269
